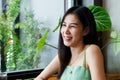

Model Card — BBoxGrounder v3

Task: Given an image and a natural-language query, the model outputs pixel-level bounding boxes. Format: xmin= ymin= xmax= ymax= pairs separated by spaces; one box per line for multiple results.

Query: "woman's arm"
xmin=34 ymin=55 xmax=60 ymax=80
xmin=86 ymin=44 xmax=106 ymax=80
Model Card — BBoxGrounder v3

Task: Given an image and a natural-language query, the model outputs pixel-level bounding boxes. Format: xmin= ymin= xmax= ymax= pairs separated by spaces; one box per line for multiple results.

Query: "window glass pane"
xmin=19 ymin=0 xmax=64 ymax=71
xmin=0 ymin=0 xmax=64 ymax=72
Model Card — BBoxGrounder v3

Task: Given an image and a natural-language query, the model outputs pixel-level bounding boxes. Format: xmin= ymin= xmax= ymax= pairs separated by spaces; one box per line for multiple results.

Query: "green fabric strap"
xmin=83 ymin=51 xmax=86 ymax=67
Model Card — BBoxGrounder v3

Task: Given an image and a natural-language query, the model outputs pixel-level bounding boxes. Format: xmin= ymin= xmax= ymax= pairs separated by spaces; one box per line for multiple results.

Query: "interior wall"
xmin=104 ymin=0 xmax=120 ymax=31
xmin=103 ymin=0 xmax=120 ymax=73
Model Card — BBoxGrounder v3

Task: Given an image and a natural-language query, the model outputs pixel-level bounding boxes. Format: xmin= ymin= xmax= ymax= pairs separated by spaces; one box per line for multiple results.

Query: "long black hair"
xmin=57 ymin=6 xmax=98 ymax=78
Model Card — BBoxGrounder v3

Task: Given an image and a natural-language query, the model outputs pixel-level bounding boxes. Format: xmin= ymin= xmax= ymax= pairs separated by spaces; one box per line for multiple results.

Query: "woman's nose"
xmin=64 ymin=26 xmax=70 ymax=34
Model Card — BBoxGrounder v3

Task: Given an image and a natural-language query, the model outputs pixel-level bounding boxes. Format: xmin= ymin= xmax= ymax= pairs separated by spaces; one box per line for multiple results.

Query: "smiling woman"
xmin=34 ymin=5 xmax=106 ymax=80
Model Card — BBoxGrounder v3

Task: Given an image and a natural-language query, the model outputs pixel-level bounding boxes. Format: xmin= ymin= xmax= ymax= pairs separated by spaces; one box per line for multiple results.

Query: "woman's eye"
xmin=62 ymin=24 xmax=66 ymax=27
xmin=71 ymin=26 xmax=75 ymax=27
xmin=71 ymin=25 xmax=77 ymax=28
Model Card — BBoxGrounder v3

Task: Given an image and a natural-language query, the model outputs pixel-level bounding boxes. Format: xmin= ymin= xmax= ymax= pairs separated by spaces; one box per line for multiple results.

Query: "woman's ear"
xmin=83 ymin=27 xmax=89 ymax=36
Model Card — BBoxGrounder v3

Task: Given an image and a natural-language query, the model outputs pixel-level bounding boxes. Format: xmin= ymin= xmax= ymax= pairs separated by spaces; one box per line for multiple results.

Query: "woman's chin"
xmin=64 ymin=42 xmax=71 ymax=47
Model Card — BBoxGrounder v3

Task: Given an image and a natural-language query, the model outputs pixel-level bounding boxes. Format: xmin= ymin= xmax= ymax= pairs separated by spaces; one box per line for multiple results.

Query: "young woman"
xmin=34 ymin=6 xmax=106 ymax=80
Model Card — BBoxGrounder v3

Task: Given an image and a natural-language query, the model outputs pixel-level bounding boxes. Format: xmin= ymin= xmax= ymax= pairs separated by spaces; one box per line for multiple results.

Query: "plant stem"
xmin=101 ymin=40 xmax=120 ymax=50
xmin=45 ymin=43 xmax=58 ymax=49
xmin=101 ymin=40 xmax=110 ymax=50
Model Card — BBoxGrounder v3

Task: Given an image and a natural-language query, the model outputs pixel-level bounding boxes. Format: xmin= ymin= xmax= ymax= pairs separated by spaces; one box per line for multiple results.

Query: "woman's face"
xmin=61 ymin=13 xmax=87 ymax=47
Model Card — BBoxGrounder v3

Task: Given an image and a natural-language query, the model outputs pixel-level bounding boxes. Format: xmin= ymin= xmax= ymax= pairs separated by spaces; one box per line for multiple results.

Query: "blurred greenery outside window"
xmin=0 ymin=0 xmax=63 ymax=72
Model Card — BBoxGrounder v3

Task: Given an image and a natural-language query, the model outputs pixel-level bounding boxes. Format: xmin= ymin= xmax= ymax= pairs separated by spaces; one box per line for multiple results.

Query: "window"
xmin=0 ymin=0 xmax=64 ymax=72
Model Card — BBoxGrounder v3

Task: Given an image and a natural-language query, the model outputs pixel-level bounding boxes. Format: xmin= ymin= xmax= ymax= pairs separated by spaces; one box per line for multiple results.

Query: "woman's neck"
xmin=70 ymin=43 xmax=85 ymax=56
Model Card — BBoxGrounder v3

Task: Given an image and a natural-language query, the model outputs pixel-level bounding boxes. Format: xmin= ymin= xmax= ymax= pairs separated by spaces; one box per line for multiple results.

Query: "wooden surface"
xmin=106 ymin=73 xmax=120 ymax=80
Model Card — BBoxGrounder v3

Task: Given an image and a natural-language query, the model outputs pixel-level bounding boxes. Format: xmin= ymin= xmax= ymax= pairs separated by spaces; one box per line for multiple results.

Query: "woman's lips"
xmin=64 ymin=36 xmax=72 ymax=41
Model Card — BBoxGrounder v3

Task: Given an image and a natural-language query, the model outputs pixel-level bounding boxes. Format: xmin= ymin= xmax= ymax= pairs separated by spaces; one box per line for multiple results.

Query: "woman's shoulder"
xmin=86 ymin=44 xmax=103 ymax=60
xmin=86 ymin=44 xmax=101 ymax=53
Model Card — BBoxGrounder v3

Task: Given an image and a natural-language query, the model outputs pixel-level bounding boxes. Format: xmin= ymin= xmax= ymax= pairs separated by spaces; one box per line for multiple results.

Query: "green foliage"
xmin=0 ymin=0 xmax=21 ymax=71
xmin=110 ymin=31 xmax=120 ymax=55
xmin=37 ymin=30 xmax=48 ymax=54
xmin=88 ymin=5 xmax=120 ymax=55
xmin=7 ymin=0 xmax=21 ymax=22
xmin=15 ymin=10 xmax=49 ymax=69
xmin=52 ymin=17 xmax=62 ymax=32
xmin=88 ymin=5 xmax=112 ymax=31
xmin=0 ymin=0 xmax=49 ymax=71
xmin=0 ymin=0 xmax=55 ymax=71
xmin=32 ymin=30 xmax=48 ymax=66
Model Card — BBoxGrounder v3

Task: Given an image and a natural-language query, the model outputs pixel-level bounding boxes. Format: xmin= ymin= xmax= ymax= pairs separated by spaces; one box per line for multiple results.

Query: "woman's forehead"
xmin=64 ymin=14 xmax=81 ymax=25
xmin=65 ymin=14 xmax=79 ymax=21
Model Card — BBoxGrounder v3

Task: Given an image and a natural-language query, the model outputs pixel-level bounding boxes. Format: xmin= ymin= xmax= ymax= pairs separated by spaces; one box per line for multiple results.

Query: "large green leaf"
xmin=88 ymin=5 xmax=112 ymax=31
xmin=37 ymin=30 xmax=48 ymax=53
xmin=33 ymin=30 xmax=48 ymax=64
xmin=52 ymin=17 xmax=61 ymax=32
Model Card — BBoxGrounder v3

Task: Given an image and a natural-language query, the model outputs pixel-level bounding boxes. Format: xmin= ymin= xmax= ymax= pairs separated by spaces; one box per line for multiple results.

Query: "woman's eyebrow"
xmin=70 ymin=23 xmax=79 ymax=25
xmin=62 ymin=22 xmax=80 ymax=26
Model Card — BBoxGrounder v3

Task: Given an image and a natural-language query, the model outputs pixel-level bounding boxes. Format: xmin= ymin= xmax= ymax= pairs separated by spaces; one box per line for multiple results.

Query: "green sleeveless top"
xmin=60 ymin=51 xmax=91 ymax=80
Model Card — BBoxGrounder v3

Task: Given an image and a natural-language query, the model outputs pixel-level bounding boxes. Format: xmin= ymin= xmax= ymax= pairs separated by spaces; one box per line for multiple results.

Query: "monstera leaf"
xmin=88 ymin=5 xmax=112 ymax=31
